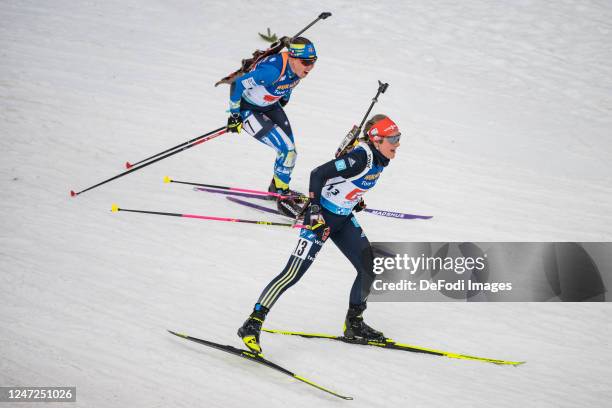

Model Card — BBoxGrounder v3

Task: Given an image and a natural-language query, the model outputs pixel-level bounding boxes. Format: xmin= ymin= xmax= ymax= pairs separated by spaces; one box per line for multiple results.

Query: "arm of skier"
xmin=308 ymin=149 xmax=368 ymax=207
xmin=280 ymin=89 xmax=292 ymax=107
xmin=229 ymin=64 xmax=282 ymax=113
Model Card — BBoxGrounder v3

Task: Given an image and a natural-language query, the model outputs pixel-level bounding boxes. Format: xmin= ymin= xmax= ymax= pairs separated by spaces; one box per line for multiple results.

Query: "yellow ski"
xmin=263 ymin=328 xmax=525 ymax=366
xmin=167 ymin=330 xmax=352 ymax=400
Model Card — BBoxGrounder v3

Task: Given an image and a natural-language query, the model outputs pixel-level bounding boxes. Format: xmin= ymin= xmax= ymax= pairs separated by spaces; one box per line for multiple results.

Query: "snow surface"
xmin=1 ymin=0 xmax=612 ymax=407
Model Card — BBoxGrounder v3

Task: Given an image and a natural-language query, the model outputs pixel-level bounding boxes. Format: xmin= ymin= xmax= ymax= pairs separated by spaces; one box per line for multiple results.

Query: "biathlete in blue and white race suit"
xmin=226 ymin=37 xmax=318 ymax=218
xmin=237 ymin=115 xmax=402 ymax=355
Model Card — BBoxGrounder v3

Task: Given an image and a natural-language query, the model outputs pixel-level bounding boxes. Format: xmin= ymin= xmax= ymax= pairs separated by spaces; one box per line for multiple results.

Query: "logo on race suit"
xmin=364 ymin=172 xmax=380 ymax=181
xmin=348 ymin=157 xmax=357 ymax=167
xmin=300 ymin=229 xmax=317 ymax=241
xmin=345 ymin=188 xmax=366 ymax=201
xmin=335 ymin=159 xmax=347 ymax=171
xmin=360 ymin=180 xmax=375 ymax=187
xmin=264 ymin=95 xmax=282 ymax=102
xmin=241 ymin=77 xmax=258 ymax=89
xmin=276 ymin=81 xmax=300 ymax=90
xmin=321 ymin=226 xmax=331 ymax=241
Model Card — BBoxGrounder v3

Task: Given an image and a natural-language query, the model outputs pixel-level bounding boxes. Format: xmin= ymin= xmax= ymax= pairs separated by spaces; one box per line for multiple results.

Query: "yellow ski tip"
xmin=167 ymin=330 xmax=188 ymax=338
xmin=111 ymin=203 xmax=119 ymax=212
xmin=163 ymin=176 xmax=172 ymax=183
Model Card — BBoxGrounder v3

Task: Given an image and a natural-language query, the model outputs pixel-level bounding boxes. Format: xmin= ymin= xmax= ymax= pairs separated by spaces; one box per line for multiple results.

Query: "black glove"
xmin=227 ymin=113 xmax=243 ymax=133
xmin=354 ymin=198 xmax=367 ymax=213
xmin=307 ymin=204 xmax=326 ymax=230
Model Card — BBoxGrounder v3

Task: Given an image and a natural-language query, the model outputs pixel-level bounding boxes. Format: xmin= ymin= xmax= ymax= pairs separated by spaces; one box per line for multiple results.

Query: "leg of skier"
xmin=240 ymin=108 xmax=303 ymax=217
xmin=330 ymin=215 xmax=387 ymax=342
xmin=260 ymin=107 xmax=297 ymax=193
xmin=237 ymin=225 xmax=330 ymax=354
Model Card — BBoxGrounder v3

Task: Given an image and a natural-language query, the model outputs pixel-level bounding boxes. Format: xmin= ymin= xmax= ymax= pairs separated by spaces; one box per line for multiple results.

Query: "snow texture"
xmin=1 ymin=0 xmax=611 ymax=407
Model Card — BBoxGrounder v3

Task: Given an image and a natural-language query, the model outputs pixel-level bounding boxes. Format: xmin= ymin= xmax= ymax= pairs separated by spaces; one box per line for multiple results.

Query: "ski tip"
xmin=494 ymin=360 xmax=526 ymax=366
xmin=167 ymin=329 xmax=187 ymax=338
xmin=125 ymin=161 xmax=133 ymax=169
xmin=70 ymin=190 xmax=77 ymax=197
xmin=163 ymin=176 xmax=172 ymax=184
xmin=111 ymin=203 xmax=119 ymax=213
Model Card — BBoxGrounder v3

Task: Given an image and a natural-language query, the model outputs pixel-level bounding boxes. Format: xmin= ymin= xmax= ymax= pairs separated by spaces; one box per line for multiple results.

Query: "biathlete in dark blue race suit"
xmin=226 ymin=37 xmax=318 ymax=218
xmin=238 ymin=114 xmax=402 ymax=355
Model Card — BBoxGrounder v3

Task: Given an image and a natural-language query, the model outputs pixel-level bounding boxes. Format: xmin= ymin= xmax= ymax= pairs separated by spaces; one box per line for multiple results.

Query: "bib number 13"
xmin=292 ymin=238 xmax=313 ymax=260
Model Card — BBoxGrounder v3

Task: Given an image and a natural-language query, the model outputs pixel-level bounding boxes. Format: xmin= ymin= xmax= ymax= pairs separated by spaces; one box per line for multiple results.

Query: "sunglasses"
xmin=383 ymin=134 xmax=401 ymax=144
xmin=298 ymin=57 xmax=317 ymax=67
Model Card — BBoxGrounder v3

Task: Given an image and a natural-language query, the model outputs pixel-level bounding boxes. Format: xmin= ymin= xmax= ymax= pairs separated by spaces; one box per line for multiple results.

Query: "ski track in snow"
xmin=1 ymin=0 xmax=611 ymax=407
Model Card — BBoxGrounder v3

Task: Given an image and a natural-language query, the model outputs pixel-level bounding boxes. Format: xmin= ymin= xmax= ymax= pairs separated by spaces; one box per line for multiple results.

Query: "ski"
xmin=167 ymin=330 xmax=353 ymax=400
xmin=194 ymin=187 xmax=433 ymax=220
xmin=262 ymin=328 xmax=526 ymax=366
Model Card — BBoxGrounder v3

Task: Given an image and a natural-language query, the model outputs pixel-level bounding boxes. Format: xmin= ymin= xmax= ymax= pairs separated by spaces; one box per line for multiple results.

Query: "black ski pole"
xmin=125 ymin=126 xmax=225 ymax=169
xmin=335 ymin=80 xmax=389 ymax=157
xmin=70 ymin=127 xmax=227 ymax=197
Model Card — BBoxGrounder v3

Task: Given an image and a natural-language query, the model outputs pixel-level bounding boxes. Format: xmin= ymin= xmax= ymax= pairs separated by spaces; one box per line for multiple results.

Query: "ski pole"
xmin=125 ymin=126 xmax=226 ymax=169
xmin=335 ymin=80 xmax=389 ymax=157
xmin=111 ymin=204 xmax=308 ymax=229
xmin=163 ymin=177 xmax=307 ymax=201
xmin=70 ymin=127 xmax=227 ymax=197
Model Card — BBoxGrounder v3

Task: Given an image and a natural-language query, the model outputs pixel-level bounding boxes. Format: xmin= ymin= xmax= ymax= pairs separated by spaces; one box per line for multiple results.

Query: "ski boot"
xmin=267 ymin=177 xmax=306 ymax=218
xmin=343 ymin=303 xmax=388 ymax=343
xmin=237 ymin=304 xmax=269 ymax=355
xmin=277 ymin=196 xmax=306 ymax=219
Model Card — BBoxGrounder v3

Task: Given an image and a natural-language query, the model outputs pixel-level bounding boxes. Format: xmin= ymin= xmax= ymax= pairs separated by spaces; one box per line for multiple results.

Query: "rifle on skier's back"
xmin=335 ymin=81 xmax=389 ymax=158
xmin=214 ymin=12 xmax=331 ymax=87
